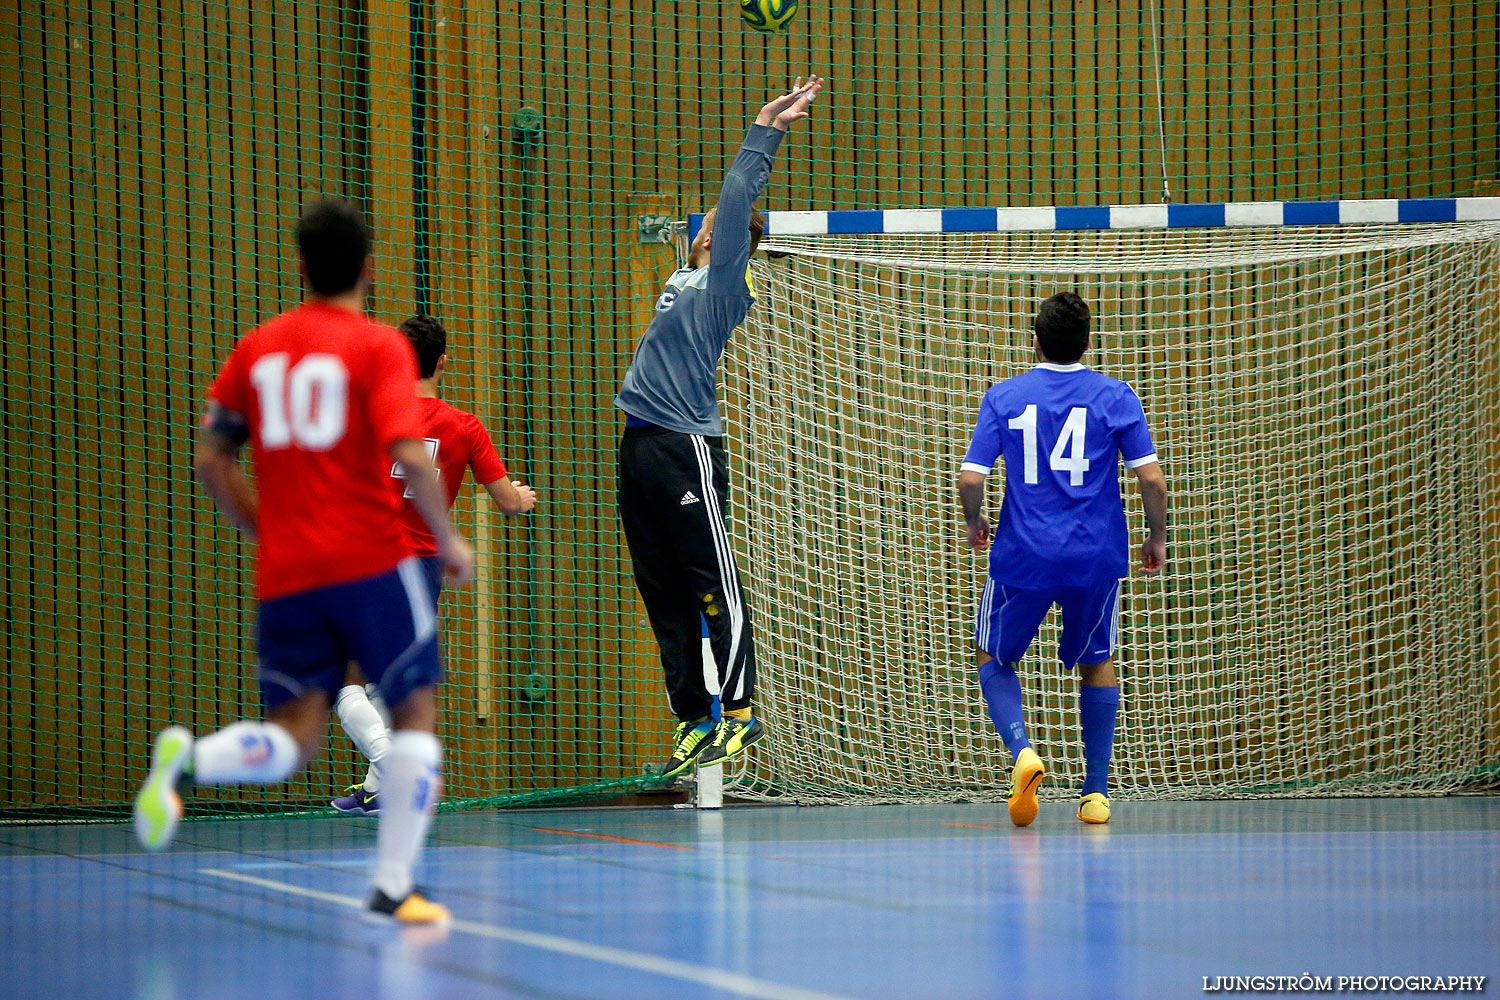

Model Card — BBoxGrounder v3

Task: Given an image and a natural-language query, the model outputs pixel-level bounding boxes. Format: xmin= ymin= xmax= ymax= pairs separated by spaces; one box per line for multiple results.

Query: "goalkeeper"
xmin=615 ymin=76 xmax=824 ymax=777
xmin=959 ymin=292 xmax=1168 ymax=827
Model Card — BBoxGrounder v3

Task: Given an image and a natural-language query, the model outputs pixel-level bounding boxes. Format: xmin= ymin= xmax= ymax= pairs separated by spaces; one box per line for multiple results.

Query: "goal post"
xmin=691 ymin=197 xmax=1500 ymax=804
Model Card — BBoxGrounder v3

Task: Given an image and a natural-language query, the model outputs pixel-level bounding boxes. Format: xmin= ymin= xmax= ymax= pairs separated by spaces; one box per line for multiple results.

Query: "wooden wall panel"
xmin=2 ymin=0 xmax=361 ymax=810
xmin=37 ymin=0 xmax=88 ymax=805
xmin=1 ymin=0 xmax=43 ymax=806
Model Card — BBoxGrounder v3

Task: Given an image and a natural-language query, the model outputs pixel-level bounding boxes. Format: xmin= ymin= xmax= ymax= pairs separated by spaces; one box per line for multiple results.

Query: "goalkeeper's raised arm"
xmin=705 ymin=76 xmax=825 ymax=295
xmin=614 ymin=77 xmax=824 ymax=782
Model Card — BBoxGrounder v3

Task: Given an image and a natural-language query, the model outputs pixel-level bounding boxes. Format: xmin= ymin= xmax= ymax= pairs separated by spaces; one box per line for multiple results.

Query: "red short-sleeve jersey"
xmin=390 ymin=397 xmax=510 ymax=556
xmin=208 ymin=301 xmax=425 ymax=601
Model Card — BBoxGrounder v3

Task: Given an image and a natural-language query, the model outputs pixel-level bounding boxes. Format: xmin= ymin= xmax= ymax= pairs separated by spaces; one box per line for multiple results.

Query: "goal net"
xmin=712 ymin=209 xmax=1500 ymax=803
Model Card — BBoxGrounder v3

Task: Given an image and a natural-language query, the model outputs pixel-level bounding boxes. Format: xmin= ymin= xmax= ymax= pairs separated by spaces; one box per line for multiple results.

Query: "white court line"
xmin=201 ymin=868 xmax=853 ymax=1000
xmin=225 ymin=859 xmax=368 ymax=871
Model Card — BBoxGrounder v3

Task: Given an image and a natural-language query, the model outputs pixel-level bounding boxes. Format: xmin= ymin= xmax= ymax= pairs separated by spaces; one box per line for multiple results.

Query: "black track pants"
xmin=618 ymin=426 xmax=756 ymax=718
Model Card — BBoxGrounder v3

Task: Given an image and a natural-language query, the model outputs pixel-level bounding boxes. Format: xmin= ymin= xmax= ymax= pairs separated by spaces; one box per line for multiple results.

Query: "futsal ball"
xmin=740 ymin=0 xmax=798 ymax=32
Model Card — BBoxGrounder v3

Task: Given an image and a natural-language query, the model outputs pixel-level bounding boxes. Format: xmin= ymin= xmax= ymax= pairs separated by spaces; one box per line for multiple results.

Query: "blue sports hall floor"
xmin=2 ymin=798 xmax=1497 ymax=999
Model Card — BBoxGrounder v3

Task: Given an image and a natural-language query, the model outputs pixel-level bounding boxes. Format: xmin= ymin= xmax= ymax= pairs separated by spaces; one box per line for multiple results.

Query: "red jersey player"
xmin=393 ymin=313 xmax=537 ymax=588
xmin=132 ymin=199 xmax=472 ymax=925
xmin=331 ymin=313 xmax=537 ymax=816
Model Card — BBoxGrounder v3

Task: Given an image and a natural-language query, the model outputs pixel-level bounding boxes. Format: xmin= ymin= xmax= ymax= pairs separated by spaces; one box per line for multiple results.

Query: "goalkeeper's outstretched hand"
xmin=757 ymin=76 xmax=825 ymax=133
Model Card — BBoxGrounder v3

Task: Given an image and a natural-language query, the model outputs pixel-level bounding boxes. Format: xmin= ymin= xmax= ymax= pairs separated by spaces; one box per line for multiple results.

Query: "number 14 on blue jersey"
xmin=962 ymin=363 xmax=1158 ymax=589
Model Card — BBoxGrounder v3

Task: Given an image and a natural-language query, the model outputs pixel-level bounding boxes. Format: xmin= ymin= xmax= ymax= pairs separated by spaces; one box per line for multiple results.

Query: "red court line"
xmin=944 ymin=822 xmax=1001 ymax=830
xmin=531 ymin=827 xmax=693 ymax=850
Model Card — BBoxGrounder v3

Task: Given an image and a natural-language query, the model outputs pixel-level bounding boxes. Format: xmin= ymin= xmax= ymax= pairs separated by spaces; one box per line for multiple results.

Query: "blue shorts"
xmin=419 ymin=554 xmax=445 ymax=603
xmin=258 ymin=557 xmax=442 ymax=712
xmin=975 ymin=577 xmax=1121 ymax=669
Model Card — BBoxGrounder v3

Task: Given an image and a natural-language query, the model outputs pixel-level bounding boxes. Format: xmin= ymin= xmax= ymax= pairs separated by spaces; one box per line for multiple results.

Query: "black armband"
xmin=201 ymin=402 xmax=250 ymax=448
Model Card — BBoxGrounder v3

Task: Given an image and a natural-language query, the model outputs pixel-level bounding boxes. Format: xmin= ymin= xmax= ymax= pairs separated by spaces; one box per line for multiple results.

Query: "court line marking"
xmin=201 ymin=868 xmax=850 ymax=1000
xmin=944 ymin=823 xmax=1003 ymax=830
xmin=529 ymin=827 xmax=693 ymax=850
xmin=227 ymin=858 xmax=369 ymax=871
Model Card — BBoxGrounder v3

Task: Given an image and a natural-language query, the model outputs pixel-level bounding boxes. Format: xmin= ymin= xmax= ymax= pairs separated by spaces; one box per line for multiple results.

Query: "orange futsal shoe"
xmin=1007 ymin=747 xmax=1046 ymax=827
xmin=367 ymin=888 xmax=452 ymax=925
xmin=1077 ymin=792 xmax=1112 ymax=824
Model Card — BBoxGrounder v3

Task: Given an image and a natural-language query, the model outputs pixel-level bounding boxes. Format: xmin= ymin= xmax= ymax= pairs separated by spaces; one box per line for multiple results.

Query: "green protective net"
xmin=1 ymin=1 xmax=1497 ymax=816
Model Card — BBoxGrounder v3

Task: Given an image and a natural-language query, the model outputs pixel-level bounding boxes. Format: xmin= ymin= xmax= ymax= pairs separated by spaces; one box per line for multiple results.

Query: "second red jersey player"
xmin=393 ymin=397 xmax=512 ymax=556
xmin=388 ymin=314 xmax=536 ymax=568
xmin=329 ymin=312 xmax=536 ymax=819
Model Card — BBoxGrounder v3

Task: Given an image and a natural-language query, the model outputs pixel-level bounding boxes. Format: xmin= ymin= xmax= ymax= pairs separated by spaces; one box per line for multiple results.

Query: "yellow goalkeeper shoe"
xmin=660 ymin=719 xmax=717 ymax=778
xmin=1007 ymin=747 xmax=1046 ymax=827
xmin=1077 ymin=792 xmax=1111 ymax=824
xmin=695 ymin=715 xmax=766 ymax=768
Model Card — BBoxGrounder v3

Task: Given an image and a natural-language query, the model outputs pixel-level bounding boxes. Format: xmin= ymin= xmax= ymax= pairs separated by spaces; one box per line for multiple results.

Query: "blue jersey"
xmin=962 ymin=363 xmax=1157 ymax=589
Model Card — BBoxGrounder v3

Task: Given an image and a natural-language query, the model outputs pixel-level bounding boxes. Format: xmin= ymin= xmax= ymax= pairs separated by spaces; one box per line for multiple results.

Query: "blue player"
xmin=958 ymin=292 xmax=1168 ymax=826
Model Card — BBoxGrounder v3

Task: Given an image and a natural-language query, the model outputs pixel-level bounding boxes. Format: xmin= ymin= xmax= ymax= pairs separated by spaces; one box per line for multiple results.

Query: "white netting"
xmin=718 ymin=222 xmax=1500 ymax=803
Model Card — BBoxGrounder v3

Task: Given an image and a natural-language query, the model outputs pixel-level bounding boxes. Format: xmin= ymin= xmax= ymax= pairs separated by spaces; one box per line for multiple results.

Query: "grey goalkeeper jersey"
xmin=615 ymin=123 xmax=785 ymax=437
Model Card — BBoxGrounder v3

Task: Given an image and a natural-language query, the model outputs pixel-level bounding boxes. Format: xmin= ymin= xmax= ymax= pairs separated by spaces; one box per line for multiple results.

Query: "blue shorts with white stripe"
xmin=975 ymin=577 xmax=1121 ymax=669
xmin=418 ymin=554 xmax=445 ymax=602
xmin=257 ymin=556 xmax=443 ymax=712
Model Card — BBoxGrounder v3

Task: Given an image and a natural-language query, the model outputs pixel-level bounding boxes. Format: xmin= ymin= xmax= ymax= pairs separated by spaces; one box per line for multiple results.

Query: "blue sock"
xmin=1079 ymin=685 xmax=1120 ymax=797
xmin=977 ymin=659 xmax=1031 ymax=756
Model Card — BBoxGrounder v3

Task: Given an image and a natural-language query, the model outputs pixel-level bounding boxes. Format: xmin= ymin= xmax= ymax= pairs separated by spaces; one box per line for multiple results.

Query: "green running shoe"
xmin=695 ymin=716 xmax=766 ymax=768
xmin=660 ymin=719 xmax=717 ymax=778
xmin=134 ymin=726 xmax=194 ymax=851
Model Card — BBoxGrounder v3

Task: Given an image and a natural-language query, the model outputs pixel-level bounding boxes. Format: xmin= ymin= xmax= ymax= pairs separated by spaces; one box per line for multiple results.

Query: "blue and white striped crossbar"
xmin=686 ymin=197 xmax=1500 ymax=241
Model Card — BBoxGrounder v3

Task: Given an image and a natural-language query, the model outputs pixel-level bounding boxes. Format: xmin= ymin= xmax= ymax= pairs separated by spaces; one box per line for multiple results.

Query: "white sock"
xmin=365 ymin=684 xmax=393 ymax=727
xmin=190 ymin=721 xmax=300 ymax=785
xmin=372 ymin=730 xmax=442 ymax=901
xmin=336 ymin=685 xmax=391 ymax=793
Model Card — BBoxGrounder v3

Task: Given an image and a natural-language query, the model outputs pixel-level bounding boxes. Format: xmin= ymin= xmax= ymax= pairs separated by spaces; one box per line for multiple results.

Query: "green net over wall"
xmin=2 ymin=1 xmax=1497 ymax=814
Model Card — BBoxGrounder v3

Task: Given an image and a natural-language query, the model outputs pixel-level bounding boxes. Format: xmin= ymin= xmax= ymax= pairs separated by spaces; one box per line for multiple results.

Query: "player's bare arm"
xmin=1132 ymin=461 xmax=1168 ymax=573
xmin=390 ymin=437 xmax=475 ymax=586
xmin=483 ymin=477 xmax=537 ymax=516
xmin=958 ymin=469 xmax=991 ymax=552
xmin=193 ymin=404 xmax=258 ymax=538
xmin=755 ymin=75 xmax=825 ymax=131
